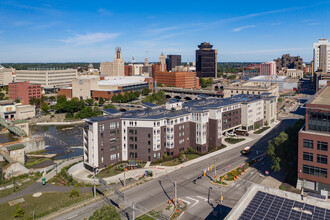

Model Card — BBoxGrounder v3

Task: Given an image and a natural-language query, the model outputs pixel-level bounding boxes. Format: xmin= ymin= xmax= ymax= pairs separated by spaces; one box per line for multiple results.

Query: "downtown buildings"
xmin=314 ymin=39 xmax=330 ymax=73
xmin=297 ymin=83 xmax=330 ymax=193
xmin=100 ymin=47 xmax=125 ymax=76
xmin=8 ymin=81 xmax=41 ymax=104
xmin=260 ymin=61 xmax=276 ymax=76
xmin=82 ymin=93 xmax=277 ymax=170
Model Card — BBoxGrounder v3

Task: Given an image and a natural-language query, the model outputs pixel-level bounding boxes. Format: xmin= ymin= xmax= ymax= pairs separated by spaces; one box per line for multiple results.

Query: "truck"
xmin=241 ymin=146 xmax=251 ymax=155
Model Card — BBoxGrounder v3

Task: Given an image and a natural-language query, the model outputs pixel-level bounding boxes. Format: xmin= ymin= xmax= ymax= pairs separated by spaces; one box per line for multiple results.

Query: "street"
xmin=55 ymin=115 xmax=299 ymax=220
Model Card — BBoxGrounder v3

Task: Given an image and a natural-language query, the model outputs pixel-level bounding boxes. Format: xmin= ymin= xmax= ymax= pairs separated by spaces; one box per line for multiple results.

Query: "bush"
xmin=69 ymin=186 xmax=80 ymax=198
xmin=13 ymin=203 xmax=24 ymax=218
xmin=89 ymin=205 xmax=121 ymax=220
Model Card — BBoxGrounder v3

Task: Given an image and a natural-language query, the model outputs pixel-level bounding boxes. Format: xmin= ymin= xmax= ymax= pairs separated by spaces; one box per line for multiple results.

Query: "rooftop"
xmin=311 ymin=86 xmax=330 ymax=106
xmin=12 ymin=119 xmax=27 ymax=125
xmin=226 ymin=184 xmax=330 ymax=220
xmin=6 ymin=144 xmax=25 ymax=151
xmin=98 ymin=78 xmax=146 ymax=86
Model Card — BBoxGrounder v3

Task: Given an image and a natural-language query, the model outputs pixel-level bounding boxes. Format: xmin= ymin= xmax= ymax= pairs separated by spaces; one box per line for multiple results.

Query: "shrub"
xmin=69 ymin=186 xmax=80 ymax=198
xmin=13 ymin=203 xmax=24 ymax=218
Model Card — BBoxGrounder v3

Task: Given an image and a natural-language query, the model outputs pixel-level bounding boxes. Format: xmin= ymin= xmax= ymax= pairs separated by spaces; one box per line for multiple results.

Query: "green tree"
xmin=86 ymin=98 xmax=94 ymax=106
xmin=103 ymin=104 xmax=117 ymax=109
xmin=69 ymin=186 xmax=80 ymax=198
xmin=128 ymin=91 xmax=135 ymax=101
xmin=98 ymin=97 xmax=105 ymax=106
xmin=41 ymin=102 xmax=50 ymax=113
xmin=122 ymin=93 xmax=129 ymax=103
xmin=0 ymin=92 xmax=5 ymax=100
xmin=111 ymin=94 xmax=118 ymax=103
xmin=117 ymin=94 xmax=123 ymax=103
xmin=133 ymin=91 xmax=140 ymax=98
xmin=13 ymin=203 xmax=24 ymax=218
xmin=14 ymin=99 xmax=20 ymax=103
xmin=142 ymin=87 xmax=151 ymax=95
xmin=89 ymin=205 xmax=121 ymax=220
xmin=49 ymin=96 xmax=56 ymax=102
xmin=57 ymin=95 xmax=67 ymax=104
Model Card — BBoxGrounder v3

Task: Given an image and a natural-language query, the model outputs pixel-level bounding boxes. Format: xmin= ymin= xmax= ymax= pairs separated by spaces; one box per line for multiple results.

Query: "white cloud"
xmin=60 ymin=32 xmax=120 ymax=45
xmin=148 ymin=26 xmax=180 ymax=33
xmin=233 ymin=25 xmax=256 ymax=32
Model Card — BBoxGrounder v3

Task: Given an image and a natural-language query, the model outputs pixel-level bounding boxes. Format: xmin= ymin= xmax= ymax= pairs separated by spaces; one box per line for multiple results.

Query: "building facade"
xmin=297 ymin=84 xmax=330 ymax=193
xmin=274 ymin=54 xmax=303 ymax=72
xmin=8 ymin=81 xmax=41 ymax=104
xmin=154 ymin=71 xmax=200 ymax=89
xmin=15 ymin=69 xmax=77 ymax=88
xmin=313 ymin=39 xmax=330 ymax=73
xmin=83 ymin=94 xmax=276 ymax=170
xmin=196 ymin=42 xmax=217 ymax=78
xmin=0 ymin=66 xmax=13 ymax=86
xmin=223 ymin=81 xmax=279 ymax=98
xmin=286 ymin=69 xmax=304 ymax=78
xmin=16 ymin=105 xmax=35 ymax=120
xmin=100 ymin=47 xmax=125 ymax=76
xmin=260 ymin=61 xmax=276 ymax=75
xmin=166 ymin=55 xmax=181 ymax=72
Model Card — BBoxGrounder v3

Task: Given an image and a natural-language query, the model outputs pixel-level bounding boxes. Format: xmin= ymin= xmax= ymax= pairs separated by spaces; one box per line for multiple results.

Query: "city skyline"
xmin=0 ymin=0 xmax=329 ymax=63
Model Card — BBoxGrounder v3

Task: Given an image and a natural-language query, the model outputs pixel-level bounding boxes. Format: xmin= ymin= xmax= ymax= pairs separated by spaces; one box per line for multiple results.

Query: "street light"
xmin=208 ymin=187 xmax=213 ymax=203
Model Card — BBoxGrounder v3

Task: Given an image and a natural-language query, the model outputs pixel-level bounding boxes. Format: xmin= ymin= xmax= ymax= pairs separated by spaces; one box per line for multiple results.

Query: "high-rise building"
xmin=313 ymin=39 xmax=330 ymax=73
xmin=260 ymin=61 xmax=276 ymax=75
xmin=100 ymin=47 xmax=125 ymax=76
xmin=297 ymin=83 xmax=330 ymax=193
xmin=274 ymin=54 xmax=303 ymax=73
xmin=166 ymin=55 xmax=181 ymax=71
xmin=196 ymin=42 xmax=218 ymax=78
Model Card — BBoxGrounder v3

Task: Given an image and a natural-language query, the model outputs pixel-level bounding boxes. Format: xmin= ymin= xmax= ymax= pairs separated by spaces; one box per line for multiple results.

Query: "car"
xmin=241 ymin=146 xmax=251 ymax=155
xmin=227 ymin=132 xmax=237 ymax=137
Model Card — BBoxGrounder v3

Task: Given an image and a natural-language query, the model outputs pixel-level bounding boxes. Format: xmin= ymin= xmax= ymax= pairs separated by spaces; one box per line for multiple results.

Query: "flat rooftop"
xmin=311 ymin=86 xmax=330 ymax=105
xmin=226 ymin=184 xmax=330 ymax=220
xmin=98 ymin=79 xmax=147 ymax=86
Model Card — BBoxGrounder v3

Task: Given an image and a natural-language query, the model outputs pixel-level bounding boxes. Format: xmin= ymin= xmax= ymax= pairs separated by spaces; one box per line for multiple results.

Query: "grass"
xmin=279 ymin=185 xmax=286 ymax=190
xmin=208 ymin=144 xmax=227 ymax=153
xmin=26 ymin=149 xmax=46 ymax=155
xmin=225 ymin=138 xmax=245 ymax=144
xmin=0 ymin=173 xmax=42 ymax=198
xmin=254 ymin=126 xmax=270 ymax=134
xmin=151 ymin=153 xmax=200 ymax=166
xmin=48 ymin=163 xmax=89 ymax=187
xmin=25 ymin=158 xmax=52 ymax=169
xmin=96 ymin=162 xmax=146 ymax=178
xmin=0 ymin=192 xmax=92 ymax=220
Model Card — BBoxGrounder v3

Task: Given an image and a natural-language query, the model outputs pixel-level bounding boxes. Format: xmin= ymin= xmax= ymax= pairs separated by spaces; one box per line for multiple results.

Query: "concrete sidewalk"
xmin=70 ymin=121 xmax=280 ymax=185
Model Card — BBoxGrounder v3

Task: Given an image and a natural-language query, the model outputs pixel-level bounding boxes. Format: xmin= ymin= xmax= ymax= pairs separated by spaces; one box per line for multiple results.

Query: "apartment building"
xmin=313 ymin=39 xmax=330 ymax=73
xmin=260 ymin=61 xmax=276 ymax=75
xmin=223 ymin=81 xmax=279 ymax=98
xmin=241 ymin=98 xmax=264 ymax=131
xmin=15 ymin=69 xmax=77 ymax=88
xmin=83 ymin=94 xmax=276 ymax=170
xmin=297 ymin=84 xmax=330 ymax=193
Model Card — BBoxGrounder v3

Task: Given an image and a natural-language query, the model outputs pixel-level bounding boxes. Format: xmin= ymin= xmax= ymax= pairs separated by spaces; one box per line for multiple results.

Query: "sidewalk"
xmin=69 ymin=121 xmax=280 ymax=185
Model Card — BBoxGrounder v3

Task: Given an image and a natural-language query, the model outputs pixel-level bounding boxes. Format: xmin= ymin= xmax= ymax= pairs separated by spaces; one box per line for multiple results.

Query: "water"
xmin=0 ymin=131 xmax=19 ymax=143
xmin=11 ymin=124 xmax=84 ymax=160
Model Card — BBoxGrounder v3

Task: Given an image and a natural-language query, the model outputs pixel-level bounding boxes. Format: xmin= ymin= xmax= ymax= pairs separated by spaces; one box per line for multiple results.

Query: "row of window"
xmin=303 ymin=140 xmax=328 ymax=151
xmin=303 ymin=152 xmax=328 ymax=164
xmin=303 ymin=164 xmax=327 ymax=178
xmin=100 ymin=153 xmax=120 ymax=163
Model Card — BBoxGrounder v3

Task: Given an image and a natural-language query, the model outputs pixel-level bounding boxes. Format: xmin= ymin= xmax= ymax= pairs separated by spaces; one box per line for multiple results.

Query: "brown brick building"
xmin=297 ymin=83 xmax=330 ymax=193
xmin=154 ymin=71 xmax=200 ymax=89
xmin=274 ymin=54 xmax=303 ymax=72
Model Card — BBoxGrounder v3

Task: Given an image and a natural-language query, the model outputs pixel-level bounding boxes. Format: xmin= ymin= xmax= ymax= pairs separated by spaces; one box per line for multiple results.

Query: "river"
xmin=0 ymin=124 xmax=83 ymax=160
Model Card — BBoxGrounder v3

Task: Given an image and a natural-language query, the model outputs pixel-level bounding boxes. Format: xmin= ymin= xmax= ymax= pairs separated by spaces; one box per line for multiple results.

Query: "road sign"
xmin=98 ymin=178 xmax=108 ymax=190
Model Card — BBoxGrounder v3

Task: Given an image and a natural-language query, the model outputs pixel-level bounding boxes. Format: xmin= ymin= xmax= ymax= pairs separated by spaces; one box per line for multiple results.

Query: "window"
xmin=101 ymin=148 xmax=104 ymax=154
xmin=129 ymin=152 xmax=134 ymax=158
xmin=110 ymin=154 xmax=117 ymax=160
xmin=129 ymin=129 xmax=134 ymax=134
xmin=303 ymin=164 xmax=327 ymax=178
xmin=110 ymin=138 xmax=116 ymax=144
xmin=129 ymin=144 xmax=134 ymax=149
xmin=110 ymin=131 xmax=116 ymax=136
xmin=317 ymin=141 xmax=328 ymax=151
xmin=303 ymin=139 xmax=313 ymax=149
xmin=129 ymin=137 xmax=134 ymax=141
xmin=100 ymin=141 xmax=103 ymax=146
xmin=148 ymin=134 xmax=151 ymax=138
xmin=110 ymin=122 xmax=116 ymax=129
xmin=110 ymin=146 xmax=116 ymax=151
xmin=135 ymin=137 xmax=137 ymax=142
xmin=101 ymin=157 xmax=104 ymax=163
xmin=148 ymin=148 xmax=150 ymax=153
xmin=303 ymin=152 xmax=313 ymax=162
xmin=148 ymin=141 xmax=151 ymax=145
xmin=317 ymin=154 xmax=328 ymax=164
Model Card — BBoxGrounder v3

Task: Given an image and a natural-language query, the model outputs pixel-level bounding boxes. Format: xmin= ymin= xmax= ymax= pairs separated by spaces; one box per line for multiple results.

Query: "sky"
xmin=0 ymin=0 xmax=329 ymax=63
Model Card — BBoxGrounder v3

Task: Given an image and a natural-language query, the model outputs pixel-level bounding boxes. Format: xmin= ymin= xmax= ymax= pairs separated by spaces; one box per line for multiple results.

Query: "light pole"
xmin=175 ymin=181 xmax=177 ymax=207
xmin=208 ymin=187 xmax=213 ymax=203
xmin=93 ymin=167 xmax=99 ymax=198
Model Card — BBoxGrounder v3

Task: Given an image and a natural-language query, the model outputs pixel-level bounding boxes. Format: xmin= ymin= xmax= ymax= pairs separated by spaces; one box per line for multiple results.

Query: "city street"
xmin=55 ymin=116 xmax=299 ymax=220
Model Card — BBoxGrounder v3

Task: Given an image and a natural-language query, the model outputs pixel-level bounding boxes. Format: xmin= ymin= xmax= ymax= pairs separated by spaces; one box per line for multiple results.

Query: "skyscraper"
xmin=314 ymin=39 xmax=330 ymax=73
xmin=196 ymin=42 xmax=217 ymax=78
xmin=166 ymin=55 xmax=181 ymax=71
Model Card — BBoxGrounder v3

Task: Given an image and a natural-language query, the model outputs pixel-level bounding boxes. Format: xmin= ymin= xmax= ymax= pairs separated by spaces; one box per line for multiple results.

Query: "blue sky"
xmin=0 ymin=0 xmax=329 ymax=63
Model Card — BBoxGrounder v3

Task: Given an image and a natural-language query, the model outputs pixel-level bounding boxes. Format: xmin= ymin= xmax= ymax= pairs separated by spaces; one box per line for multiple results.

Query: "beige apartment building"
xmin=15 ymin=69 xmax=77 ymax=88
xmin=223 ymin=81 xmax=279 ymax=98
xmin=241 ymin=98 xmax=264 ymax=131
xmin=262 ymin=94 xmax=277 ymax=126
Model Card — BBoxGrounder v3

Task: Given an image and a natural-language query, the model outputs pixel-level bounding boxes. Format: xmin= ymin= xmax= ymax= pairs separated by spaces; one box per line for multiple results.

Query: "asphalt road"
xmin=55 ymin=116 xmax=299 ymax=220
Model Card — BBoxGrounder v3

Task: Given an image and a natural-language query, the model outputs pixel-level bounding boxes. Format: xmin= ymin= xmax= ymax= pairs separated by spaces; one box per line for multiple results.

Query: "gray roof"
xmin=103 ymin=108 xmax=120 ymax=115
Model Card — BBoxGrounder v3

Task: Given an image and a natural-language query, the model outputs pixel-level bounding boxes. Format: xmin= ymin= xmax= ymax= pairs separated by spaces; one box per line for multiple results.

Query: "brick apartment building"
xmin=8 ymin=81 xmax=41 ymax=104
xmin=83 ymin=93 xmax=277 ymax=170
xmin=297 ymin=83 xmax=330 ymax=194
xmin=154 ymin=71 xmax=200 ymax=89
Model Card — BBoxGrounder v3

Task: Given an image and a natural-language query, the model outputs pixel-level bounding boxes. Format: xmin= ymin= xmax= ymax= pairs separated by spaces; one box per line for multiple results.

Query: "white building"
xmin=313 ymin=38 xmax=330 ymax=73
xmin=241 ymin=98 xmax=264 ymax=131
xmin=15 ymin=69 xmax=77 ymax=88
xmin=0 ymin=66 xmax=13 ymax=86
xmin=286 ymin=69 xmax=304 ymax=78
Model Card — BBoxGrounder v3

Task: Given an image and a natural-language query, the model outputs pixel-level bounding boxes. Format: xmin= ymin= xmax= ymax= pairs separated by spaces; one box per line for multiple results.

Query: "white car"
xmin=227 ymin=132 xmax=237 ymax=137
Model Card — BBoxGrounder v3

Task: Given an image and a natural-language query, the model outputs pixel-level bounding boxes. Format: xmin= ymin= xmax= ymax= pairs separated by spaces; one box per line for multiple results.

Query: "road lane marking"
xmin=67 ymin=214 xmax=78 ymax=220
xmin=186 ymin=197 xmax=199 ymax=207
xmin=177 ymin=211 xmax=185 ymax=220
xmin=196 ymin=196 xmax=207 ymax=201
xmin=181 ymin=199 xmax=191 ymax=205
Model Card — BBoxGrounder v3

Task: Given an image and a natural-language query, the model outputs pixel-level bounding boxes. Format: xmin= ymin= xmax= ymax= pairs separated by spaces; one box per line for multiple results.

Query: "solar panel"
xmin=238 ymin=191 xmax=330 ymax=220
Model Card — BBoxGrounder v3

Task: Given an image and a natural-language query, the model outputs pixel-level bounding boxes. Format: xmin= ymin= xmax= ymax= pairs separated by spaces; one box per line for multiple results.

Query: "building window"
xmin=129 ymin=152 xmax=134 ymax=158
xmin=129 ymin=129 xmax=134 ymax=134
xmin=110 ymin=122 xmax=116 ymax=129
xmin=129 ymin=137 xmax=134 ymax=141
xmin=129 ymin=144 xmax=134 ymax=149
xmin=317 ymin=154 xmax=328 ymax=164
xmin=148 ymin=141 xmax=151 ymax=145
xmin=303 ymin=139 xmax=313 ymax=149
xmin=110 ymin=138 xmax=116 ymax=144
xmin=303 ymin=164 xmax=327 ymax=178
xmin=110 ymin=154 xmax=117 ymax=160
xmin=317 ymin=141 xmax=328 ymax=151
xmin=101 ymin=157 xmax=104 ymax=163
xmin=303 ymin=152 xmax=313 ymax=162
xmin=148 ymin=134 xmax=151 ymax=138
xmin=110 ymin=146 xmax=116 ymax=151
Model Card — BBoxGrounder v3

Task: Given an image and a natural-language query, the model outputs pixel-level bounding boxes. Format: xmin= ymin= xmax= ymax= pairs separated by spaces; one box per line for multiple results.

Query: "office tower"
xmin=100 ymin=47 xmax=125 ymax=76
xmin=196 ymin=42 xmax=217 ymax=78
xmin=166 ymin=55 xmax=181 ymax=71
xmin=314 ymin=39 xmax=330 ymax=73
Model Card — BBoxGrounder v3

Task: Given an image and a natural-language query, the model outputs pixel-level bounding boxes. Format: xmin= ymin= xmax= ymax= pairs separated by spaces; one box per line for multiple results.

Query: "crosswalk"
xmin=180 ymin=195 xmax=208 ymax=208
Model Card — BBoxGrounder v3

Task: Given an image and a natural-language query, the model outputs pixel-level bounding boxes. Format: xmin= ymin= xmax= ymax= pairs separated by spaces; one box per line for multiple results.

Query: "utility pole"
xmin=132 ymin=203 xmax=135 ymax=220
xmin=208 ymin=187 xmax=212 ymax=203
xmin=214 ymin=159 xmax=217 ymax=180
xmin=175 ymin=181 xmax=177 ymax=207
xmin=124 ymin=167 xmax=126 ymax=187
xmin=220 ymin=177 xmax=223 ymax=215
xmin=93 ymin=167 xmax=98 ymax=198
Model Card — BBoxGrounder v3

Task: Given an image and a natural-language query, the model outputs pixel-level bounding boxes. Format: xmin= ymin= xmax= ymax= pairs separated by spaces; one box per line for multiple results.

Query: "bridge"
xmin=110 ymin=103 xmax=144 ymax=112
xmin=0 ymin=118 xmax=27 ymax=137
xmin=157 ymin=87 xmax=224 ymax=100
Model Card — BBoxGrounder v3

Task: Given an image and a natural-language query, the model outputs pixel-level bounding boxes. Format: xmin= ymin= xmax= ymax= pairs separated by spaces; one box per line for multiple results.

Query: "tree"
xmin=111 ymin=94 xmax=118 ymax=103
xmin=14 ymin=99 xmax=20 ymax=103
xmin=89 ymin=205 xmax=121 ymax=220
xmin=69 ymin=186 xmax=80 ymax=198
xmin=49 ymin=96 xmax=56 ymax=102
xmin=134 ymin=91 xmax=140 ymax=98
xmin=13 ymin=203 xmax=24 ymax=218
xmin=86 ymin=98 xmax=94 ymax=106
xmin=103 ymin=104 xmax=116 ymax=109
xmin=0 ymin=92 xmax=5 ymax=100
xmin=57 ymin=95 xmax=67 ymax=104
xmin=98 ymin=97 xmax=105 ymax=106
xmin=117 ymin=94 xmax=123 ymax=103
xmin=41 ymin=102 xmax=50 ymax=113
xmin=142 ymin=87 xmax=151 ymax=95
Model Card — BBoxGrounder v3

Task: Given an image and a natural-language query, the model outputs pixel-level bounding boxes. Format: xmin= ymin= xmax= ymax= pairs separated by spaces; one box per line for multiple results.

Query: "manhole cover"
xmin=32 ymin=192 xmax=42 ymax=197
